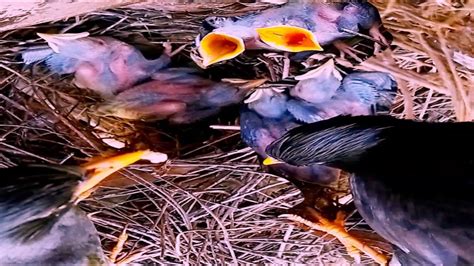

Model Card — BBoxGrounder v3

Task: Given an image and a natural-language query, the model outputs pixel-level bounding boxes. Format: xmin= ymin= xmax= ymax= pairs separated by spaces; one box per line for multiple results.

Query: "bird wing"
xmin=22 ymin=46 xmax=80 ymax=74
xmin=286 ymin=99 xmax=327 ymax=123
xmin=340 ymin=71 xmax=397 ymax=111
xmin=351 ymin=172 xmax=474 ymax=264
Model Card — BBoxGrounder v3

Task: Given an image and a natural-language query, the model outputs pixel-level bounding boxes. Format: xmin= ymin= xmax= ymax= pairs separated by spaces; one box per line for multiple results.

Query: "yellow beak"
xmin=263 ymin=156 xmax=284 ymax=166
xmin=74 ymin=150 xmax=149 ymax=199
xmin=256 ymin=25 xmax=323 ymax=52
xmin=198 ymin=32 xmax=245 ymax=67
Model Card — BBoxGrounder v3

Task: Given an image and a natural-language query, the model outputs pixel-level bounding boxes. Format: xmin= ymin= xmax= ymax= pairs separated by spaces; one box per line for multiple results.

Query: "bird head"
xmin=291 ymin=59 xmax=343 ymax=104
xmin=37 ymin=32 xmax=110 ymax=60
xmin=341 ymin=2 xmax=380 ymax=30
xmin=0 ymin=150 xmax=161 ymax=242
xmin=245 ymin=87 xmax=288 ymax=118
xmin=341 ymin=72 xmax=398 ymax=113
xmin=264 ymin=115 xmax=390 ymax=170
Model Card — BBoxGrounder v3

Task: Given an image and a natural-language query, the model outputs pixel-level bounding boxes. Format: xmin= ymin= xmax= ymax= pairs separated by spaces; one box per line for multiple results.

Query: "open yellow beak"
xmin=256 ymin=25 xmax=323 ymax=52
xmin=199 ymin=32 xmax=245 ymax=67
xmin=263 ymin=156 xmax=284 ymax=166
xmin=74 ymin=150 xmax=149 ymax=199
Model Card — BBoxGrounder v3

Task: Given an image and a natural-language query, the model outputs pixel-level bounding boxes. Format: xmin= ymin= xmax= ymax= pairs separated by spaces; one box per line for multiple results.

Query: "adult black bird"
xmin=0 ymin=150 xmax=156 ymax=264
xmin=265 ymin=115 xmax=474 ymax=265
xmin=240 ymin=63 xmax=397 ymax=263
xmin=197 ymin=1 xmax=387 ymax=66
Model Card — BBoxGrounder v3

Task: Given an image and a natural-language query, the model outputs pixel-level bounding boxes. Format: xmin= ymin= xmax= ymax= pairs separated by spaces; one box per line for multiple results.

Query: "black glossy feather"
xmin=266 ymin=115 xmax=474 ymax=264
xmin=0 ymin=165 xmax=83 ymax=242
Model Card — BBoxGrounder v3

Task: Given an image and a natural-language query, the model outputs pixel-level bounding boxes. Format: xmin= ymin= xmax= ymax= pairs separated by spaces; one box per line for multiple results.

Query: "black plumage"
xmin=0 ymin=165 xmax=107 ymax=264
xmin=0 ymin=151 xmax=146 ymax=264
xmin=0 ymin=165 xmax=83 ymax=242
xmin=266 ymin=115 xmax=474 ymax=265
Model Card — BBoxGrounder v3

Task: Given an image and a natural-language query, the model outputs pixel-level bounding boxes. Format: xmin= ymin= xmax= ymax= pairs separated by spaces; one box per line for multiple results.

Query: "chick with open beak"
xmin=22 ymin=32 xmax=171 ymax=97
xmin=0 ymin=150 xmax=164 ymax=264
xmin=197 ymin=2 xmax=387 ymax=66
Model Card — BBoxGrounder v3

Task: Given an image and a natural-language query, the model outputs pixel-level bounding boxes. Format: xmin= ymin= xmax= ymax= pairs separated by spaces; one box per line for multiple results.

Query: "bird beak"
xmin=256 ymin=25 xmax=323 ymax=52
xmin=198 ymin=32 xmax=245 ymax=67
xmin=74 ymin=150 xmax=150 ymax=199
xmin=263 ymin=156 xmax=284 ymax=165
xmin=37 ymin=32 xmax=90 ymax=53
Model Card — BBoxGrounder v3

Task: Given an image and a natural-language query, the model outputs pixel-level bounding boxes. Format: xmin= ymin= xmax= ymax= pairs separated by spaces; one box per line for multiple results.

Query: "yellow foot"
xmin=280 ymin=208 xmax=388 ymax=265
xmin=109 ymin=225 xmax=128 ymax=264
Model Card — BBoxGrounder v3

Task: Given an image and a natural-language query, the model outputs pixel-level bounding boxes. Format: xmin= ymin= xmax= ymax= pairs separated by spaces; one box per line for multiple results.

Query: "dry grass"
xmin=0 ymin=0 xmax=472 ymax=264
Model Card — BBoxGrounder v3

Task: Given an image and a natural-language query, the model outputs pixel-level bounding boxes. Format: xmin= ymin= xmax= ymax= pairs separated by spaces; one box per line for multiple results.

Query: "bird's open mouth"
xmin=74 ymin=150 xmax=150 ymax=199
xmin=256 ymin=25 xmax=323 ymax=52
xmin=199 ymin=32 xmax=245 ymax=67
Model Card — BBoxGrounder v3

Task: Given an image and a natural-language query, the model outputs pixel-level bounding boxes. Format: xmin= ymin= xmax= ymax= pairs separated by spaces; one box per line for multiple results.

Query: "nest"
xmin=0 ymin=0 xmax=472 ymax=264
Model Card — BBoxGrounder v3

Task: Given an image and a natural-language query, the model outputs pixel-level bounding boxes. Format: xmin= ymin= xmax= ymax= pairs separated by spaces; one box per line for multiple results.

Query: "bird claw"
xmin=109 ymin=225 xmax=128 ymax=264
xmin=369 ymin=24 xmax=389 ymax=47
xmin=162 ymin=42 xmax=173 ymax=56
xmin=333 ymin=41 xmax=365 ymax=63
xmin=281 ymin=208 xmax=388 ymax=265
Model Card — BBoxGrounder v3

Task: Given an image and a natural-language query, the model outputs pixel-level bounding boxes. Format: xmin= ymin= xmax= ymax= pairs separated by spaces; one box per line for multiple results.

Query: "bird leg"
xmin=281 ymin=207 xmax=388 ymax=265
xmin=333 ymin=40 xmax=367 ymax=63
xmin=369 ymin=23 xmax=390 ymax=47
xmin=109 ymin=225 xmax=128 ymax=264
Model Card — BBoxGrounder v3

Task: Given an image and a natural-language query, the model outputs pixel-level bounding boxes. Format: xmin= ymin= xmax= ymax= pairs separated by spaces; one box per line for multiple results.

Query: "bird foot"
xmin=162 ymin=42 xmax=172 ymax=55
xmin=333 ymin=41 xmax=366 ymax=63
xmin=109 ymin=225 xmax=128 ymax=264
xmin=75 ymin=187 xmax=97 ymax=203
xmin=162 ymin=42 xmax=187 ymax=58
xmin=369 ymin=24 xmax=390 ymax=47
xmin=281 ymin=208 xmax=388 ymax=265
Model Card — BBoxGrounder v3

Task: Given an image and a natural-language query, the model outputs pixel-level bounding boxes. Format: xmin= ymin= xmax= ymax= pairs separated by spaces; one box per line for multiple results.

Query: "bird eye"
xmin=94 ymin=39 xmax=106 ymax=46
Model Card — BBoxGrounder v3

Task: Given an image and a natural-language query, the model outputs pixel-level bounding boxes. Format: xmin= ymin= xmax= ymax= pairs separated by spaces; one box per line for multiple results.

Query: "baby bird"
xmin=98 ymin=68 xmax=255 ymax=124
xmin=265 ymin=115 xmax=474 ymax=265
xmin=240 ymin=61 xmax=397 ymax=263
xmin=0 ymin=150 xmax=152 ymax=264
xmin=197 ymin=1 xmax=387 ymax=66
xmin=22 ymin=32 xmax=171 ymax=97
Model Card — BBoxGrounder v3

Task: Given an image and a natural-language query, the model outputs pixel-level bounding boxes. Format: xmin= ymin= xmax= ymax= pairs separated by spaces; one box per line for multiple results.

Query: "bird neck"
xmin=147 ymin=53 xmax=171 ymax=73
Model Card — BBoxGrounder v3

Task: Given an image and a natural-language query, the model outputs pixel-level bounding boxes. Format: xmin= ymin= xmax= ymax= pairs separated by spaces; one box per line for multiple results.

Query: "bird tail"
xmin=0 ymin=165 xmax=81 ymax=242
xmin=5 ymin=205 xmax=71 ymax=243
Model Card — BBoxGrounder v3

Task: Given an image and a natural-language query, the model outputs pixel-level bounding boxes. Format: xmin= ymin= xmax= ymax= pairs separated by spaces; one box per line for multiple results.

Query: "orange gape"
xmin=198 ymin=32 xmax=245 ymax=66
xmin=286 ymin=32 xmax=309 ymax=46
xmin=256 ymin=25 xmax=323 ymax=52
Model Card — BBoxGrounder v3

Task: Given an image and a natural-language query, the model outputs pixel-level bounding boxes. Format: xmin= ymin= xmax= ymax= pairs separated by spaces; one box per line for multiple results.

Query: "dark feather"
xmin=6 ymin=205 xmax=71 ymax=243
xmin=0 ymin=165 xmax=83 ymax=242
